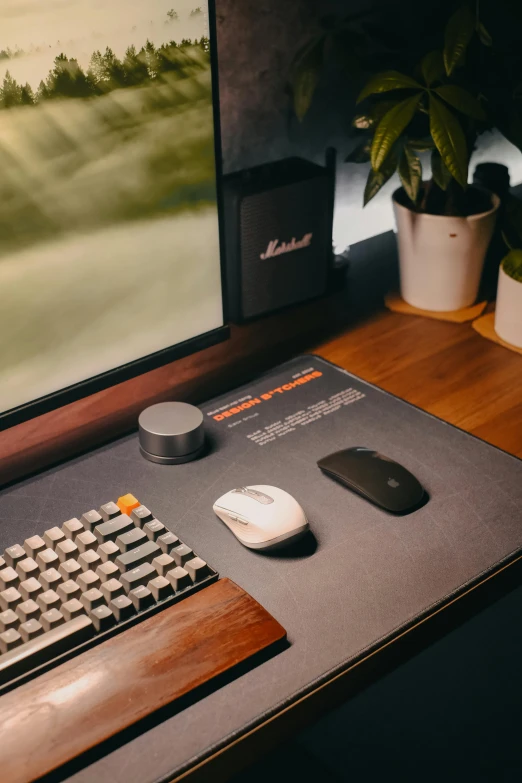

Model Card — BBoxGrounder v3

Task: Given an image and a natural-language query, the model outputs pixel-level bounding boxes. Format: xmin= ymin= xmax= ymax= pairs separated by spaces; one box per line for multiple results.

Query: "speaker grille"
xmin=239 ymin=177 xmax=330 ymax=318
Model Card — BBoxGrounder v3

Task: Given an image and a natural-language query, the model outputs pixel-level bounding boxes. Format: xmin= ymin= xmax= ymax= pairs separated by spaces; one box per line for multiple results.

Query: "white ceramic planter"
xmin=494 ymin=265 xmax=522 ymax=348
xmin=392 ymin=188 xmax=500 ymax=311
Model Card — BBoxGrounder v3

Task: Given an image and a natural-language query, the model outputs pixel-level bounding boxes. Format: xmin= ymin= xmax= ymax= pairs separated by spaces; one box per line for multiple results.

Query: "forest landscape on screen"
xmin=0 ymin=0 xmax=223 ymax=417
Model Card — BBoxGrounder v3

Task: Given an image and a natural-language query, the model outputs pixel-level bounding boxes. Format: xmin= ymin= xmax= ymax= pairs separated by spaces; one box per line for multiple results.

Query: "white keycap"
xmin=100 ymin=578 xmax=124 ymax=603
xmin=80 ymin=588 xmax=105 ymax=612
xmin=16 ymin=599 xmax=40 ymax=623
xmin=3 ymin=545 xmax=26 ymax=569
xmin=0 ymin=588 xmax=22 ymax=612
xmin=62 ymin=518 xmax=84 ymax=540
xmin=58 ymin=559 xmax=82 ymax=581
xmin=96 ymin=561 xmax=120 ymax=583
xmin=109 ymin=595 xmax=135 ymax=622
xmin=77 ymin=570 xmax=101 ymax=592
xmin=97 ymin=541 xmax=120 ymax=563
xmin=78 ymin=550 xmax=101 ymax=573
xmin=43 ymin=527 xmax=66 ymax=551
xmin=16 ymin=558 xmax=39 ymax=581
xmin=40 ymin=568 xmax=62 ymax=591
xmin=57 ymin=580 xmax=82 ymax=603
xmin=56 ymin=539 xmax=79 ymax=563
xmin=19 ymin=577 xmax=43 ymax=602
xmin=0 ymin=567 xmax=19 ymax=591
xmin=40 ymin=608 xmax=65 ymax=632
xmin=152 ymin=554 xmax=175 ymax=577
xmin=36 ymin=548 xmax=59 ymax=572
xmin=23 ymin=535 xmax=46 ymax=559
xmin=0 ymin=628 xmax=22 ymax=653
xmin=20 ymin=619 xmax=44 ymax=642
xmin=166 ymin=567 xmax=191 ymax=592
xmin=76 ymin=531 xmax=98 ymax=554
xmin=61 ymin=598 xmax=85 ymax=621
xmin=0 ymin=609 xmax=19 ymax=633
xmin=147 ymin=575 xmax=172 ymax=601
xmin=37 ymin=589 xmax=61 ymax=613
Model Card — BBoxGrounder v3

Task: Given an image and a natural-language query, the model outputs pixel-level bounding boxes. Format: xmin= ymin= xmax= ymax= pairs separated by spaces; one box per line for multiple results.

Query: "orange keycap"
xmin=117 ymin=494 xmax=140 ymax=516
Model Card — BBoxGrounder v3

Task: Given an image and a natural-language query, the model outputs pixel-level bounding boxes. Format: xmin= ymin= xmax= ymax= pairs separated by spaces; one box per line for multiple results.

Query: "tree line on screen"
xmin=0 ymin=37 xmax=210 ymax=109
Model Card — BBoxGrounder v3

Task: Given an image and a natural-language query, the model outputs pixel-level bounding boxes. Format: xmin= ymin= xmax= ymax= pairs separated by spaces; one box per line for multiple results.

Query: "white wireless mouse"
xmin=213 ymin=485 xmax=309 ymax=550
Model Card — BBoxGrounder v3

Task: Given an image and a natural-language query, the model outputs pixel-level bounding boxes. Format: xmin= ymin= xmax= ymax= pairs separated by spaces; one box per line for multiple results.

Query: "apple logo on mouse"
xmin=387 ymin=478 xmax=400 ymax=489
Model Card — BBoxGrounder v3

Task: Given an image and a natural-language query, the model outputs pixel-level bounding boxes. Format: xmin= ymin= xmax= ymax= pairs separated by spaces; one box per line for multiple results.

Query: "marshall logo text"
xmin=260 ymin=233 xmax=313 ymax=260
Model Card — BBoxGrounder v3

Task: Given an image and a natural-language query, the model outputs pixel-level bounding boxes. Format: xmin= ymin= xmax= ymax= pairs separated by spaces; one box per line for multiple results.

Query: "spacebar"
xmin=0 ymin=616 xmax=94 ymax=685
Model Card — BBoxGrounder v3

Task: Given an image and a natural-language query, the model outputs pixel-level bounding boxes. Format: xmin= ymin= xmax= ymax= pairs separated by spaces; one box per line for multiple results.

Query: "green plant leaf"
xmin=421 ymin=51 xmax=444 ymax=86
xmin=345 ymin=142 xmax=371 ymax=163
xmin=371 ymin=93 xmax=422 ymax=171
xmin=409 ymin=137 xmax=435 ymax=151
xmin=398 ymin=145 xmax=422 ymax=202
xmin=290 ymin=36 xmax=325 ymax=121
xmin=431 ymin=149 xmax=452 ymax=190
xmin=443 ymin=5 xmax=475 ymax=75
xmin=477 ymin=22 xmax=493 ymax=47
xmin=502 ymin=249 xmax=522 ymax=282
xmin=363 ymin=149 xmax=398 ymax=206
xmin=356 ymin=71 xmax=422 ymax=104
xmin=434 ymin=85 xmax=486 ymax=121
xmin=429 ymin=94 xmax=468 ymax=187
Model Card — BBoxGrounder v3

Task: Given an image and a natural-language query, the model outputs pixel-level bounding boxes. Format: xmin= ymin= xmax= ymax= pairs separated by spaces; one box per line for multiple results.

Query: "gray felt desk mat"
xmin=1 ymin=355 xmax=521 ymax=783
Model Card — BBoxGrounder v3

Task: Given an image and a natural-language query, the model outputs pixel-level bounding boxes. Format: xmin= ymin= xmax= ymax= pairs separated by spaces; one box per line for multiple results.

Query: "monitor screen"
xmin=0 ymin=1 xmax=225 ymax=425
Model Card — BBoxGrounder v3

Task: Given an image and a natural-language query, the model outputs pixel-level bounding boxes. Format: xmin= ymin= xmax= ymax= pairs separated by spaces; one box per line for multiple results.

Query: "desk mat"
xmin=1 ymin=355 xmax=521 ymax=783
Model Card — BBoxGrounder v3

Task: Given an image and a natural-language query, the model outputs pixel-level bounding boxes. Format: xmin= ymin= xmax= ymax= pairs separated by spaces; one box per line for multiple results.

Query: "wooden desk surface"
xmin=315 ymin=308 xmax=522 ymax=459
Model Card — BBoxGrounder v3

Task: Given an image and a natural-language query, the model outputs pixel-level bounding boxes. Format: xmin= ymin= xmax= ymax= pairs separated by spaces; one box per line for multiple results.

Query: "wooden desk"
xmin=315 ymin=308 xmax=522 ymax=458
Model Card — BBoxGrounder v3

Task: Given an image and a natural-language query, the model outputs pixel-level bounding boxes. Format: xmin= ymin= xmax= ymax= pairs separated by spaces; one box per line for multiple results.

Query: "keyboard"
xmin=0 ymin=493 xmax=218 ymax=691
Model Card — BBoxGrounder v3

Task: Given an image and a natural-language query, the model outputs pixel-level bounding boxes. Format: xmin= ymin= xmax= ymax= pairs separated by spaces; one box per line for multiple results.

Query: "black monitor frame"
xmin=0 ymin=0 xmax=229 ymax=432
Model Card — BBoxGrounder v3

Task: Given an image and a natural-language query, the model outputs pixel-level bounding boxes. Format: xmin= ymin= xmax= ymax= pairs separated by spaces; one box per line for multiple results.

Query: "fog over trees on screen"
xmin=0 ymin=37 xmax=209 ymax=108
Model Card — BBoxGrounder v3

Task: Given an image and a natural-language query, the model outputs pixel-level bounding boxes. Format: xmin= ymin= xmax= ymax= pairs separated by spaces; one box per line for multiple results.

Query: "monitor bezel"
xmin=0 ymin=0 xmax=229 ymax=432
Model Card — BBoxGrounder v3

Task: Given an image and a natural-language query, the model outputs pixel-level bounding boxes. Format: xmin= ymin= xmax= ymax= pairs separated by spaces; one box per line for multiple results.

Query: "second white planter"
xmin=393 ymin=187 xmax=500 ymax=312
xmin=494 ymin=265 xmax=522 ymax=348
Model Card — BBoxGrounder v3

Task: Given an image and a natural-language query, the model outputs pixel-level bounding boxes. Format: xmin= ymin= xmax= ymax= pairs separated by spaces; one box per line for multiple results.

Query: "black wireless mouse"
xmin=317 ymin=447 xmax=426 ymax=514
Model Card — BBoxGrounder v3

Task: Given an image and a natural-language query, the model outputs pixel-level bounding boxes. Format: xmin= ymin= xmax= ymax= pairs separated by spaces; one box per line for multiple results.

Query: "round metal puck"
xmin=138 ymin=402 xmax=205 ymax=465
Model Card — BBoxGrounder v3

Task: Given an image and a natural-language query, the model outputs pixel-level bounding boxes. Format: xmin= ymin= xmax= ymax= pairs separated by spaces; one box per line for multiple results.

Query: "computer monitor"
xmin=0 ymin=0 xmax=227 ymax=429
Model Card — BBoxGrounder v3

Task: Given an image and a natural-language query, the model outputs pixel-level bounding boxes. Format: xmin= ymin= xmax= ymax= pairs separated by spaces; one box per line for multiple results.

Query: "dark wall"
xmin=215 ymin=0 xmax=453 ymax=174
xmin=215 ymin=0 xmax=320 ymax=175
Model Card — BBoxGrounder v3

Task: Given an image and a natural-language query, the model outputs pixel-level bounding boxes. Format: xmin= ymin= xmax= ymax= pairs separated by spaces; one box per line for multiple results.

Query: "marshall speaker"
xmin=222 ymin=155 xmax=335 ymax=322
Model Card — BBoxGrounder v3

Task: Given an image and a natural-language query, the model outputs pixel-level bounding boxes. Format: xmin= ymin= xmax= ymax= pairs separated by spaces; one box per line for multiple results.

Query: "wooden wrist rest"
xmin=0 ymin=578 xmax=286 ymax=783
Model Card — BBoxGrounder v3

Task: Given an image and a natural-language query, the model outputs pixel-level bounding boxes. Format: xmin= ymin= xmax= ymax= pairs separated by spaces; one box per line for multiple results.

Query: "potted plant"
xmin=495 ymin=197 xmax=522 ymax=347
xmin=290 ymin=2 xmax=522 ymax=311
